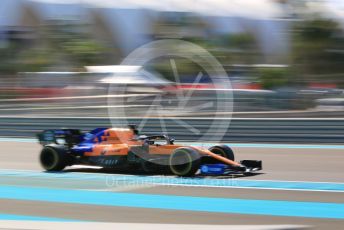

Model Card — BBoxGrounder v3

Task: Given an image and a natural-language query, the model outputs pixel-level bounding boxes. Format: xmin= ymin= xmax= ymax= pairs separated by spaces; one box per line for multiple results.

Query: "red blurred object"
xmin=177 ymin=84 xmax=216 ymax=89
xmin=232 ymin=83 xmax=262 ymax=90
xmin=0 ymin=87 xmax=73 ymax=98
xmin=309 ymin=83 xmax=337 ymax=89
xmin=162 ymin=83 xmax=215 ymax=91
xmin=162 ymin=83 xmax=262 ymax=91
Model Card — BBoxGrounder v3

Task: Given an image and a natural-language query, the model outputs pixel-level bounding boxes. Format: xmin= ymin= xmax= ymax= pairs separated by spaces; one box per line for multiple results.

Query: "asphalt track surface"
xmin=0 ymin=140 xmax=343 ymax=229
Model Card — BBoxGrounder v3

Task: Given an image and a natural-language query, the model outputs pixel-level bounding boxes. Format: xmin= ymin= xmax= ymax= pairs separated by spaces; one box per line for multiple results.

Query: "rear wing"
xmin=37 ymin=129 xmax=83 ymax=147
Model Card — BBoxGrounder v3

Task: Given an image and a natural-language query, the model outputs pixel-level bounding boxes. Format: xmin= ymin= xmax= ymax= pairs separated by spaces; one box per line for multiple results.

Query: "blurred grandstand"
xmin=0 ymin=0 xmax=343 ymax=118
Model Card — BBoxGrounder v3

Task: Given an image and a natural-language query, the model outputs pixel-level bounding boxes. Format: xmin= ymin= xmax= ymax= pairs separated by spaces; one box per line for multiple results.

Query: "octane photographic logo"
xmin=107 ymin=39 xmax=233 ymax=163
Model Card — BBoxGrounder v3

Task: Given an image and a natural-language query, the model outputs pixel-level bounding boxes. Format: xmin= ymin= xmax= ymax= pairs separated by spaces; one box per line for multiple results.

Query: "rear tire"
xmin=169 ymin=147 xmax=201 ymax=177
xmin=209 ymin=145 xmax=235 ymax=161
xmin=40 ymin=145 xmax=71 ymax=171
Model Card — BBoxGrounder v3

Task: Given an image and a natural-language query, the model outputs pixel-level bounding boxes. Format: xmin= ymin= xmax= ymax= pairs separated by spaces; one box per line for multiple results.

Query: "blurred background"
xmin=0 ymin=0 xmax=344 ymax=118
xmin=1 ymin=2 xmax=343 ymax=229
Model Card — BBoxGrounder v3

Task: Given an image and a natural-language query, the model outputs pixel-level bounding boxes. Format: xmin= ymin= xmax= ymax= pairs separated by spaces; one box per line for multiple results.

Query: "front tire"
xmin=169 ymin=147 xmax=201 ymax=176
xmin=40 ymin=145 xmax=71 ymax=171
xmin=209 ymin=145 xmax=235 ymax=161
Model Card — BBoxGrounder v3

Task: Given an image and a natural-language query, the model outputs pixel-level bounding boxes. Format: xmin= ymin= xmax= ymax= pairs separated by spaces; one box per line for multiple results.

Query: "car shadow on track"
xmin=62 ymin=167 xmax=264 ymax=179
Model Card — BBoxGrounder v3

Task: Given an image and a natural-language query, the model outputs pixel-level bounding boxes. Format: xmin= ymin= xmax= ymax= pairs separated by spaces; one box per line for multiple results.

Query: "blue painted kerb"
xmin=0 ymin=185 xmax=343 ymax=219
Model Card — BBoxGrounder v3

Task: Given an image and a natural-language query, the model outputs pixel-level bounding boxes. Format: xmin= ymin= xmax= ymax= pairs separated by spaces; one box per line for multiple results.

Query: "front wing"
xmin=200 ymin=160 xmax=262 ymax=175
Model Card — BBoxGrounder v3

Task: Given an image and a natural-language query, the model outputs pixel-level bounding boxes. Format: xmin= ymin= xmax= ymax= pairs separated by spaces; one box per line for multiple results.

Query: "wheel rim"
xmin=170 ymin=150 xmax=192 ymax=175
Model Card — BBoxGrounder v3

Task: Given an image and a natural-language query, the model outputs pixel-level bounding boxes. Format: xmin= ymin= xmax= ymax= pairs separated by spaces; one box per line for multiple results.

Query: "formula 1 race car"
xmin=37 ymin=126 xmax=262 ymax=176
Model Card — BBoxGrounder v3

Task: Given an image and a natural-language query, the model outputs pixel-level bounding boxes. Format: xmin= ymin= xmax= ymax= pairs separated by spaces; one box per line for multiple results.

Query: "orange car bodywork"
xmin=83 ymin=128 xmax=240 ymax=167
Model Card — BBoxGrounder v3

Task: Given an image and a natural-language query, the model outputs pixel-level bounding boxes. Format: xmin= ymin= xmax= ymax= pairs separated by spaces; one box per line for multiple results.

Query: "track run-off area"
xmin=0 ymin=138 xmax=343 ymax=229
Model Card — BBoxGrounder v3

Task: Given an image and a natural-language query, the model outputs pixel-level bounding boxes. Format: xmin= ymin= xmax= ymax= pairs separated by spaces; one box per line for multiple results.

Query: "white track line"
xmin=0 ymin=221 xmax=309 ymax=230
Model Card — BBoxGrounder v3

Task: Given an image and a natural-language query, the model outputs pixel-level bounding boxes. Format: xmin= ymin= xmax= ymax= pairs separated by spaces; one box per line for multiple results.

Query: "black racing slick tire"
xmin=39 ymin=145 xmax=71 ymax=171
xmin=169 ymin=147 xmax=201 ymax=177
xmin=209 ymin=145 xmax=235 ymax=161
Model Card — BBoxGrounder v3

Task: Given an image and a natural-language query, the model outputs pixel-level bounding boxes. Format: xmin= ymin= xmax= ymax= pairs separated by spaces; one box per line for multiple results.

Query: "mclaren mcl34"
xmin=38 ymin=126 xmax=262 ymax=176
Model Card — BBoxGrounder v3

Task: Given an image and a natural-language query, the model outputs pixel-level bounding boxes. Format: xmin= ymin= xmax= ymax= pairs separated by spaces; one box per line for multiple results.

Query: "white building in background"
xmin=0 ymin=0 xmax=343 ymax=63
